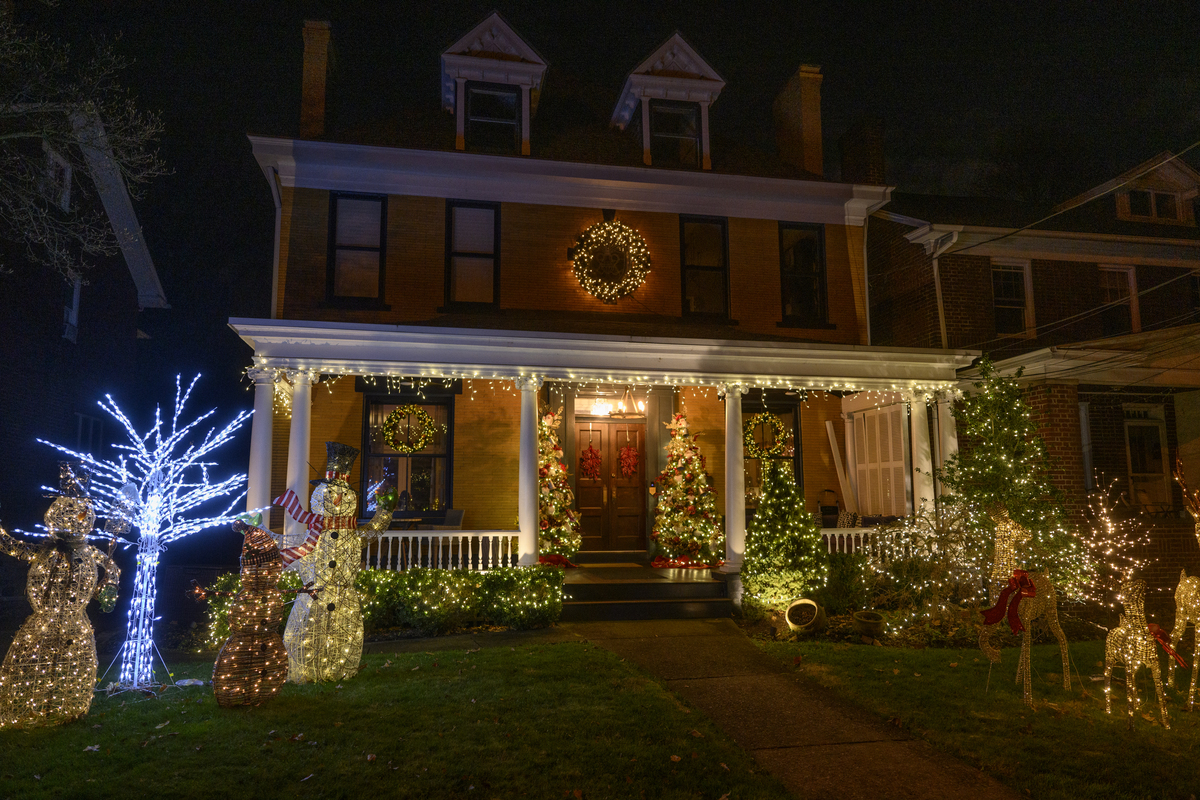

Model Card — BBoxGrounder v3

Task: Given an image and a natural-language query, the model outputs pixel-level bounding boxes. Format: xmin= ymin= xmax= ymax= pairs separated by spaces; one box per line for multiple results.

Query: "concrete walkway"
xmin=367 ymin=618 xmax=1020 ymax=800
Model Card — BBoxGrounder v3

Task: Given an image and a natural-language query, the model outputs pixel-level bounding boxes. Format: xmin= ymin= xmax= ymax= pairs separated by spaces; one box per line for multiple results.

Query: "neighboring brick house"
xmin=865 ymin=150 xmax=1200 ymax=589
xmin=231 ymin=15 xmax=971 ymax=576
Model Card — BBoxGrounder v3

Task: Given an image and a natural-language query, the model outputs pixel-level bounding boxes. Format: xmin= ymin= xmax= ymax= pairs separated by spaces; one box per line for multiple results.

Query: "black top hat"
xmin=311 ymin=442 xmax=360 ymax=487
xmin=44 ymin=462 xmax=92 ymax=499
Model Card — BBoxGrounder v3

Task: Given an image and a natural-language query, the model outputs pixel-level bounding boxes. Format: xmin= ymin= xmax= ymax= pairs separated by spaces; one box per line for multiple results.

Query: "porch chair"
xmin=427 ymin=509 xmax=464 ymax=530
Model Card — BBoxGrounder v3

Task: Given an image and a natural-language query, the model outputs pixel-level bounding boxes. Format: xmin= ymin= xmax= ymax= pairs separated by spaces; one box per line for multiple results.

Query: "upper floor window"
xmin=1099 ymin=266 xmax=1139 ymax=336
xmin=1123 ymin=189 xmax=1181 ymax=222
xmin=445 ymin=201 xmax=499 ymax=306
xmin=328 ymin=193 xmax=386 ymax=303
xmin=649 ymin=100 xmax=701 ymax=168
xmin=680 ymin=215 xmax=728 ymax=317
xmin=991 ymin=259 xmax=1033 ymax=336
xmin=779 ymin=223 xmax=826 ymax=325
xmin=1123 ymin=404 xmax=1170 ymax=512
xmin=465 ymin=82 xmax=520 ymax=154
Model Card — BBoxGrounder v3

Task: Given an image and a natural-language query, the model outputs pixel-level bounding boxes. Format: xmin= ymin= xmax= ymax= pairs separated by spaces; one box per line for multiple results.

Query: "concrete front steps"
xmin=560 ymin=551 xmax=733 ymax=621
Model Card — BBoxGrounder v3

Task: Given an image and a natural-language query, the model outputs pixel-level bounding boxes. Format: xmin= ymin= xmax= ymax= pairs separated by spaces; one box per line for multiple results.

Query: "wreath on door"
xmin=580 ymin=444 xmax=603 ymax=481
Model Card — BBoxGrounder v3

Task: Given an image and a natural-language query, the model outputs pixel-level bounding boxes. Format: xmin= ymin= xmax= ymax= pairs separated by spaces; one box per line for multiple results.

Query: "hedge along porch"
xmin=230 ymin=318 xmax=974 ymax=572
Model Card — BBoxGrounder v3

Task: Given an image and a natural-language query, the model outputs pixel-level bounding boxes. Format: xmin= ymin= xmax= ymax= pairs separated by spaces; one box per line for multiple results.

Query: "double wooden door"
xmin=575 ymin=421 xmax=646 ymax=551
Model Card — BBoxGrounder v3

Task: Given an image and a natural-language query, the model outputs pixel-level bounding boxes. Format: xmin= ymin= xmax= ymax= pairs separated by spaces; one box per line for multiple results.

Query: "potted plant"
xmin=785 ymin=598 xmax=827 ymax=634
xmin=852 ymin=609 xmax=885 ymax=638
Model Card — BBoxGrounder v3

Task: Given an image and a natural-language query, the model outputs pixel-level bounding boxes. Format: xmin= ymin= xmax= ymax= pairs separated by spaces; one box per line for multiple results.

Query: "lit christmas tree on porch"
xmin=742 ymin=458 xmax=827 ymax=605
xmin=652 ymin=411 xmax=723 ymax=563
xmin=537 ymin=408 xmax=581 ymax=559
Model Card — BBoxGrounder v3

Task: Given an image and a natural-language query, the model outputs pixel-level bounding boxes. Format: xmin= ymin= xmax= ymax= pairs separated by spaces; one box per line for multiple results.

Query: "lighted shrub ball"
xmin=0 ymin=464 xmax=120 ymax=729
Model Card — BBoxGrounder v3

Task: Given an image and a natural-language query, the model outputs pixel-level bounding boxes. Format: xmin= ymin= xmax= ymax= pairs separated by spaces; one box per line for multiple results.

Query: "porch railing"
xmin=820 ymin=528 xmax=871 ymax=555
xmin=364 ymin=531 xmax=520 ymax=571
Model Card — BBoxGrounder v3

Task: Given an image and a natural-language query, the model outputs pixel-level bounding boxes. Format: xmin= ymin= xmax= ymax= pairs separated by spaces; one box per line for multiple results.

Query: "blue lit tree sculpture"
xmin=42 ymin=375 xmax=249 ymax=690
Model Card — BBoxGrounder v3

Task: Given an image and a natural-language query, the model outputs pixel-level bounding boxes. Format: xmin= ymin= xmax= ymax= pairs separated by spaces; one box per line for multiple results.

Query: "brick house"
xmin=231 ymin=15 xmax=972 ymax=583
xmin=864 ymin=149 xmax=1200 ymax=588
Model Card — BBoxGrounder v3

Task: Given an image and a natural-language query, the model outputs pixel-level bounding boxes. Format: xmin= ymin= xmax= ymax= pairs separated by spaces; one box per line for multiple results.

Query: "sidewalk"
xmin=366 ymin=618 xmax=1018 ymax=799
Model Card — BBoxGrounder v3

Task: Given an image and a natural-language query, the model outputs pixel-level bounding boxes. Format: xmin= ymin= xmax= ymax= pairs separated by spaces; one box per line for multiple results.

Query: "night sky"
xmin=18 ymin=0 xmax=1200 ymax=567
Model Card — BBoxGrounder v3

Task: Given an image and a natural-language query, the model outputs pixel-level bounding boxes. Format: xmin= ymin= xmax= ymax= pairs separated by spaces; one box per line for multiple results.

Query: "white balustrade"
xmin=364 ymin=531 xmax=521 ymax=571
xmin=820 ymin=528 xmax=871 ymax=555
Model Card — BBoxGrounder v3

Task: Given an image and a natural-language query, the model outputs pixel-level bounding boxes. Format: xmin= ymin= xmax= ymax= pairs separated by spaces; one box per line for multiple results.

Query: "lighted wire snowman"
xmin=0 ymin=464 xmax=120 ymax=728
xmin=276 ymin=443 xmax=395 ymax=683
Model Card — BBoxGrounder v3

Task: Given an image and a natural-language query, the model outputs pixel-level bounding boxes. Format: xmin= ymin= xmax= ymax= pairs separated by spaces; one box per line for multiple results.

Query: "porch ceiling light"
xmin=590 ymin=399 xmax=613 ymax=416
xmin=610 ymin=385 xmax=645 ymax=418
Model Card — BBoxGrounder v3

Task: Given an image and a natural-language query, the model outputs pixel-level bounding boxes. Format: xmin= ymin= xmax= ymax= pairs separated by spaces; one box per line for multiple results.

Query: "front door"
xmin=575 ymin=421 xmax=646 ymax=551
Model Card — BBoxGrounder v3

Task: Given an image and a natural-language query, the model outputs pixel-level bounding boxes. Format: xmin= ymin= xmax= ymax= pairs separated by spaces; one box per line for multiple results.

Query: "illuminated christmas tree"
xmin=652 ymin=411 xmax=723 ymax=563
xmin=936 ymin=357 xmax=1088 ymax=593
xmin=742 ymin=458 xmax=827 ymax=600
xmin=538 ymin=408 xmax=581 ymax=558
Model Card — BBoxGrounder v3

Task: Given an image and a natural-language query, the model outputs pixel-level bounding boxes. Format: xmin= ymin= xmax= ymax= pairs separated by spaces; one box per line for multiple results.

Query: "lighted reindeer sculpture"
xmin=1105 ymin=578 xmax=1170 ymax=729
xmin=978 ymin=507 xmax=1070 ymax=707
xmin=1170 ymin=456 xmax=1200 ymax=709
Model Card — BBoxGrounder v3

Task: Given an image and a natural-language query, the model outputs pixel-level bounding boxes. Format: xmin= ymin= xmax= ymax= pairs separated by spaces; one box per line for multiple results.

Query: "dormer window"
xmin=441 ymin=13 xmax=547 ymax=157
xmin=1126 ymin=189 xmax=1179 ymax=221
xmin=649 ymin=100 xmax=701 ymax=168
xmin=610 ymin=33 xmax=725 ymax=170
xmin=465 ymin=82 xmax=520 ymax=153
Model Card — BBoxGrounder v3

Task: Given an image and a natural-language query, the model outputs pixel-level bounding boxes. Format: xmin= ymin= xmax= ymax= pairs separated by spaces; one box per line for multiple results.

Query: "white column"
xmin=843 ymin=413 xmax=859 ymax=513
xmin=699 ymin=101 xmax=712 ymax=170
xmin=246 ymin=369 xmax=275 ymax=515
xmin=936 ymin=397 xmax=959 ymax=495
xmin=516 ymin=376 xmax=542 ymax=566
xmin=520 ymin=84 xmax=531 ymax=156
xmin=640 ymin=95 xmax=652 ymax=165
xmin=284 ymin=371 xmax=314 ymax=544
xmin=455 ymin=77 xmax=467 ymax=150
xmin=721 ymin=383 xmax=747 ymax=573
xmin=909 ymin=396 xmax=935 ymax=511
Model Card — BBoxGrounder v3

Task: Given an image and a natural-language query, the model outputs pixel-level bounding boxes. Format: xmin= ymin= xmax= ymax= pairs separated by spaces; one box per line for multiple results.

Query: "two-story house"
xmin=866 ymin=147 xmax=1200 ymax=591
xmin=231 ymin=14 xmax=972 ymax=587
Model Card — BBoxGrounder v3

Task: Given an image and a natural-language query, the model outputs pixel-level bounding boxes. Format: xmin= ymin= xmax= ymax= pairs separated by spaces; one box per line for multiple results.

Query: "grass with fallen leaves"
xmin=759 ymin=638 xmax=1200 ymax=800
xmin=0 ymin=642 xmax=792 ymax=799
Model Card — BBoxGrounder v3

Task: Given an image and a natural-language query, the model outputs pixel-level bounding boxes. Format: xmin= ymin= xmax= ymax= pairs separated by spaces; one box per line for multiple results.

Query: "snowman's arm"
xmin=356 ymin=504 xmax=397 ymax=540
xmin=0 ymin=525 xmax=36 ymax=561
xmin=94 ymin=548 xmax=121 ymax=597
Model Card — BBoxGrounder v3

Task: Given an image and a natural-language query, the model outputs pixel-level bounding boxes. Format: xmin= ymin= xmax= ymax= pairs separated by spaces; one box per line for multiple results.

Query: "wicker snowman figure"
xmin=281 ymin=443 xmax=394 ymax=682
xmin=0 ymin=464 xmax=120 ymax=728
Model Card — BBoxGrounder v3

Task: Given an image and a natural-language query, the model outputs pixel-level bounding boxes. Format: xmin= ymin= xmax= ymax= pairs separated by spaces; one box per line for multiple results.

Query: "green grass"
xmin=758 ymin=638 xmax=1200 ymax=800
xmin=0 ymin=643 xmax=792 ymax=800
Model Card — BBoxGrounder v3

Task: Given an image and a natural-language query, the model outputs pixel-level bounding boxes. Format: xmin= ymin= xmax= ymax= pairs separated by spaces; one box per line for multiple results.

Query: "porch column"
xmin=516 ymin=376 xmax=542 ymax=566
xmin=935 ymin=397 xmax=959 ymax=495
xmin=909 ymin=395 xmax=935 ymax=510
xmin=454 ymin=77 xmax=467 ymax=151
xmin=246 ymin=369 xmax=275 ymax=515
xmin=284 ymin=371 xmax=314 ymax=544
xmin=720 ymin=383 xmax=747 ymax=573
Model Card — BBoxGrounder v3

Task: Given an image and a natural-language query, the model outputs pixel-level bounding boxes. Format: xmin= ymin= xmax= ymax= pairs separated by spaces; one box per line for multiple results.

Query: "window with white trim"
xmin=1099 ymin=266 xmax=1139 ymax=336
xmin=991 ymin=258 xmax=1034 ymax=336
xmin=1124 ymin=189 xmax=1181 ymax=222
xmin=1123 ymin=404 xmax=1170 ymax=512
xmin=464 ymin=82 xmax=521 ymax=154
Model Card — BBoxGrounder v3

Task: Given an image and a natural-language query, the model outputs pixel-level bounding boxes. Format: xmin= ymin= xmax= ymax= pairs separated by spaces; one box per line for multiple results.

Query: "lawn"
xmin=758 ymin=637 xmax=1200 ymax=800
xmin=0 ymin=642 xmax=793 ymax=800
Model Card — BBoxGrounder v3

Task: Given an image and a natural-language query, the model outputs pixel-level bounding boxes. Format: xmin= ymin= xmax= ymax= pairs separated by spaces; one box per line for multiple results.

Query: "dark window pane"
xmin=334 ymin=250 xmax=380 ymax=297
xmin=683 ymin=222 xmax=724 ymax=267
xmin=1155 ymin=193 xmax=1178 ymax=220
xmin=992 ymin=267 xmax=1026 ymax=334
xmin=1127 ymin=424 xmax=1164 ymax=475
xmin=994 ymin=305 xmax=1026 ymax=335
xmin=684 ymin=268 xmax=726 ymax=314
xmin=451 ymin=206 xmax=495 ymax=254
xmin=466 ymin=120 xmax=518 ymax=152
xmin=651 ymin=104 xmax=698 ymax=137
xmin=781 ymin=226 xmax=825 ymax=321
xmin=451 ymin=256 xmax=494 ymax=303
xmin=1128 ymin=190 xmax=1152 ymax=216
xmin=468 ymin=87 xmax=518 ymax=122
xmin=649 ymin=101 xmax=700 ymax=167
xmin=336 ymin=198 xmax=382 ymax=247
xmin=369 ymin=403 xmax=448 ymax=455
xmin=1100 ymin=304 xmax=1132 ymax=336
xmin=1100 ymin=269 xmax=1130 ymax=303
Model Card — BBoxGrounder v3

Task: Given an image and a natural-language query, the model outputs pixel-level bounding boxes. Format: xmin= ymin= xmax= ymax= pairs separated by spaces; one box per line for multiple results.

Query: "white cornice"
xmin=249 ymin=135 xmax=890 ymax=226
xmin=229 ymin=318 xmax=975 ymax=390
xmin=938 ymin=225 xmax=1200 ymax=266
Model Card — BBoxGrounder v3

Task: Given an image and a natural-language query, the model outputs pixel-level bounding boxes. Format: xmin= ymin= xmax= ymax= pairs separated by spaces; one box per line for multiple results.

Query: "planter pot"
xmin=852 ymin=610 xmax=886 ymax=639
xmin=785 ymin=598 xmax=827 ymax=634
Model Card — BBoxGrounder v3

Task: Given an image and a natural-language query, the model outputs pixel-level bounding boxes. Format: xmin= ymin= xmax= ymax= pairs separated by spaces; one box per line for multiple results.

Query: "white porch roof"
xmin=229 ymin=318 xmax=976 ymax=393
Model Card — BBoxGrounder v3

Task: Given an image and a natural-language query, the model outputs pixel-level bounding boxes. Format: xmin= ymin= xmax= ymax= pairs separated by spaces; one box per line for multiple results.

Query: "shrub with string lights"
xmin=41 ymin=375 xmax=249 ymax=690
xmin=1077 ymin=478 xmax=1155 ymax=609
xmin=742 ymin=457 xmax=827 ymax=607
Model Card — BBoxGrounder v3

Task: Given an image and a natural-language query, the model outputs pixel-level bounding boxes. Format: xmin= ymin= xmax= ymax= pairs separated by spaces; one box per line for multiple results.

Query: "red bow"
xmin=982 ymin=569 xmax=1037 ymax=634
xmin=1148 ymin=624 xmax=1190 ymax=669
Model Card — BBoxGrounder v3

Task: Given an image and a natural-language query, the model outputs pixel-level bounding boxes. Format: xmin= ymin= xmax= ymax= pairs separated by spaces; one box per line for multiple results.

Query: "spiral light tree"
xmin=41 ymin=375 xmax=249 ymax=690
xmin=0 ymin=464 xmax=120 ymax=728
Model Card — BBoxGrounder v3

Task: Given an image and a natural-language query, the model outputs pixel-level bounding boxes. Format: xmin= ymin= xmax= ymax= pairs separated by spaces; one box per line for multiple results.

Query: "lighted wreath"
xmin=569 ymin=220 xmax=651 ymax=304
xmin=379 ymin=405 xmax=442 ymax=454
xmin=743 ymin=412 xmax=786 ymax=459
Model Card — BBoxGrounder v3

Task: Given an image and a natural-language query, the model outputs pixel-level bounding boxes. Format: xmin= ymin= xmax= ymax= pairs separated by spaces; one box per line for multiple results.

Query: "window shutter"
xmin=855 ymin=405 xmax=910 ymax=516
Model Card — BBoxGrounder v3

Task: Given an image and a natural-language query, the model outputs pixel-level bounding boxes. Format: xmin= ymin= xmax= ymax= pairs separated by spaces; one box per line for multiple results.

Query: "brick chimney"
xmin=300 ymin=20 xmax=331 ymax=139
xmin=840 ymin=117 xmax=886 ymax=185
xmin=773 ymin=64 xmax=824 ymax=177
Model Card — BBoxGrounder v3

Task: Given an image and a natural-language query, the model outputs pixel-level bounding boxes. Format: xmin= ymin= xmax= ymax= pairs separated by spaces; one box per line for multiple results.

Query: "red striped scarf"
xmin=273 ymin=489 xmax=355 ymax=566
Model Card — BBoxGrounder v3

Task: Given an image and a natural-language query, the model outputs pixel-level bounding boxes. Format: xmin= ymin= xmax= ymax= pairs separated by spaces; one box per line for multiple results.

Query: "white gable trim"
xmin=611 ymin=33 xmax=725 ymax=129
xmin=250 ymin=135 xmax=891 ymax=226
xmin=440 ymin=12 xmax=547 ymax=112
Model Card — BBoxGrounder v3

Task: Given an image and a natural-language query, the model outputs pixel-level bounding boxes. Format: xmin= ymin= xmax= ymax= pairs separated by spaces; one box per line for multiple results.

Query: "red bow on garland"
xmin=982 ymin=569 xmax=1037 ymax=634
xmin=1148 ymin=624 xmax=1190 ymax=669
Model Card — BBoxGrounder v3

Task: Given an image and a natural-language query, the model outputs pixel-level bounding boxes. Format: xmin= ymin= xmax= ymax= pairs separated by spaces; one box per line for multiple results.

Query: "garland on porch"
xmin=569 ymin=219 xmax=651 ymax=304
xmin=651 ymin=411 xmax=723 ymax=563
xmin=538 ymin=408 xmax=582 ymax=559
xmin=743 ymin=412 xmax=787 ymax=459
xmin=379 ymin=405 xmax=443 ymax=454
